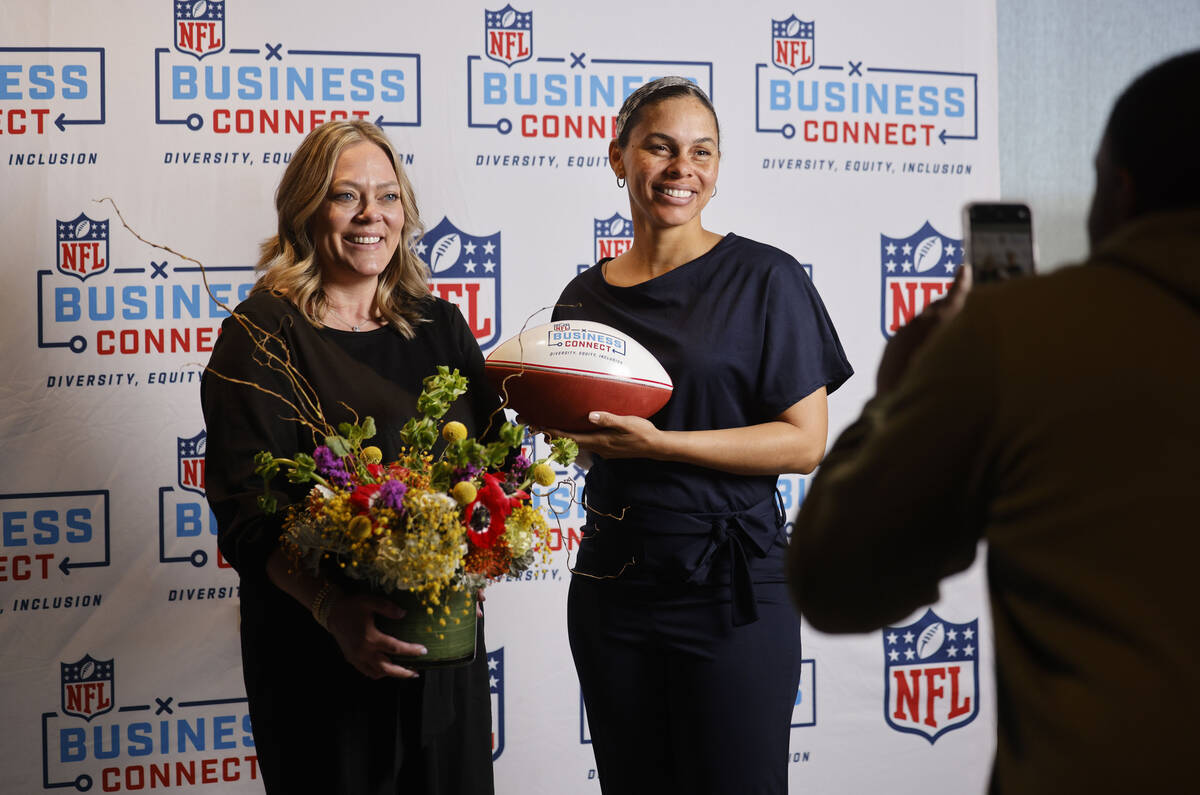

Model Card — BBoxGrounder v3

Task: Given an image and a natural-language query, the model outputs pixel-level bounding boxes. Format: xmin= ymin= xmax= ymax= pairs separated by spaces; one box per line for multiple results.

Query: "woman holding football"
xmin=549 ymin=77 xmax=852 ymax=794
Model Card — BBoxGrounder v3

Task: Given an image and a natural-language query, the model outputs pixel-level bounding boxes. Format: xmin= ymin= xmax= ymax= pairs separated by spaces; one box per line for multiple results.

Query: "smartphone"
xmin=963 ymin=202 xmax=1036 ymax=284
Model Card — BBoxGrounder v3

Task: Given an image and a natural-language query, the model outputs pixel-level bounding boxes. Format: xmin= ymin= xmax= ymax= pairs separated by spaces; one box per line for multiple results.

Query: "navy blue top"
xmin=553 ymin=233 xmax=853 ymax=516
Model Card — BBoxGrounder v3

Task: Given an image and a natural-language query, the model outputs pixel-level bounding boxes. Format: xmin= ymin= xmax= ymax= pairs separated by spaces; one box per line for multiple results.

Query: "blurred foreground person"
xmin=788 ymin=50 xmax=1200 ymax=794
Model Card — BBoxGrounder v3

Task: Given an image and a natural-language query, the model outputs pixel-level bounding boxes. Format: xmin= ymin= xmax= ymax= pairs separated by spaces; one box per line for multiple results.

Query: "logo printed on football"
xmin=485 ymin=320 xmax=672 ymax=432
xmin=916 ymin=622 xmax=946 ymax=659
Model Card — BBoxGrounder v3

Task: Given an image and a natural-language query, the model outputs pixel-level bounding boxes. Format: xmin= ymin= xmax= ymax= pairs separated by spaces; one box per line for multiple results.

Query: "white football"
xmin=73 ymin=219 xmax=91 ymax=239
xmin=429 ymin=233 xmax=461 ymax=273
xmin=786 ymin=19 xmax=801 ymax=36
xmin=913 ymin=235 xmax=944 ymax=273
xmin=916 ymin=622 xmax=946 ymax=659
xmin=485 ymin=320 xmax=673 ymax=432
xmin=191 ymin=0 xmax=208 ymax=17
xmin=607 ymin=217 xmax=625 ymax=236
xmin=79 ymin=660 xmax=95 ymax=679
xmin=501 ymin=9 xmax=516 ymax=26
xmin=195 ymin=436 xmax=206 ymax=455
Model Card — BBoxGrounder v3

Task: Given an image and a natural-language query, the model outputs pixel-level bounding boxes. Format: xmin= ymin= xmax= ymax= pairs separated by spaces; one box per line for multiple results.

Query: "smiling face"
xmin=610 ymin=95 xmax=720 ymax=233
xmin=309 ymin=140 xmax=404 ymax=288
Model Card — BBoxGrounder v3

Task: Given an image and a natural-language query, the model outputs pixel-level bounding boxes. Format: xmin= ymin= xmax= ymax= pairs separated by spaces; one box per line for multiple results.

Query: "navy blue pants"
xmin=568 ymin=576 xmax=802 ymax=795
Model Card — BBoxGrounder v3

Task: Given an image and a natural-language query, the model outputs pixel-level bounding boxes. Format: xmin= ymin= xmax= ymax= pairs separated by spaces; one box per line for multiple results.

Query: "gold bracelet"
xmin=310 ymin=582 xmax=335 ymax=629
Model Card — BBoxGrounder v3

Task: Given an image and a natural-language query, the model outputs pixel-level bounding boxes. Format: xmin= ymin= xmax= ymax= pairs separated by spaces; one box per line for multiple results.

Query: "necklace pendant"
xmin=351 ymin=325 xmax=360 ymax=332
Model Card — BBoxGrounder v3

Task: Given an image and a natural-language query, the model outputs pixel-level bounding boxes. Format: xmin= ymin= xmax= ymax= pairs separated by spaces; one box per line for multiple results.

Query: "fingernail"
xmin=588 ymin=412 xmax=600 ymax=422
xmin=417 ymin=646 xmax=428 ymax=656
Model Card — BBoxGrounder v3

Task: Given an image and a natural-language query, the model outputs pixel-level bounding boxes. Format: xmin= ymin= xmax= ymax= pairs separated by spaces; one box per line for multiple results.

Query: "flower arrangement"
xmin=254 ymin=366 xmax=576 ymax=653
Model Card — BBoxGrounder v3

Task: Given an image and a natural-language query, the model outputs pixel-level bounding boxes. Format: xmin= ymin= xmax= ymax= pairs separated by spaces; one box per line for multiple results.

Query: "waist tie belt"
xmin=581 ymin=492 xmax=785 ymax=627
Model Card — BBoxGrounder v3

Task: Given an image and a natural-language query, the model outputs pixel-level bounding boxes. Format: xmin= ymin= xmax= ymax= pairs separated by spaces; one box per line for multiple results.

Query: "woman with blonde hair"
xmin=203 ymin=119 xmax=497 ymax=794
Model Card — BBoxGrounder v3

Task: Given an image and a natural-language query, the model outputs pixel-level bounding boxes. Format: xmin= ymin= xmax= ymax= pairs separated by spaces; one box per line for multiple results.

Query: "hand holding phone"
xmin=963 ymin=202 xmax=1036 ymax=283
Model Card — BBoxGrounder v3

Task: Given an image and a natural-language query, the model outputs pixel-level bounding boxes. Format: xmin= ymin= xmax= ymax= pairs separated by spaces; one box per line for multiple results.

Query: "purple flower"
xmin=511 ymin=454 xmax=531 ymax=477
xmin=451 ymin=464 xmax=481 ymax=485
xmin=376 ymin=479 xmax=408 ymax=511
xmin=313 ymin=445 xmax=352 ymax=488
xmin=313 ymin=445 xmax=338 ymax=471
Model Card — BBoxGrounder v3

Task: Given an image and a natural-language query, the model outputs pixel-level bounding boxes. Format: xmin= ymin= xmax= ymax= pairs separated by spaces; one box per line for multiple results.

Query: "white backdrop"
xmin=1 ymin=2 xmax=1000 ymax=792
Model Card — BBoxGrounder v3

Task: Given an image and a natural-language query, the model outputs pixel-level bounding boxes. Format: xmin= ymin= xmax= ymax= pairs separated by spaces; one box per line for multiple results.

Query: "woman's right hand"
xmin=323 ymin=592 xmax=427 ymax=680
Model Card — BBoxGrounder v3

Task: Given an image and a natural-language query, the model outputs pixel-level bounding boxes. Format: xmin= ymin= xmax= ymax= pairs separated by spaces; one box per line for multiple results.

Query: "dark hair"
xmin=1105 ymin=49 xmax=1200 ymax=213
xmin=614 ymin=77 xmax=720 ymax=149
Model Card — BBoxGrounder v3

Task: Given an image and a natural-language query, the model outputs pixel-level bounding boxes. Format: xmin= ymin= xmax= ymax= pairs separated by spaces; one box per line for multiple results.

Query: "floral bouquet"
xmin=255 ymin=366 xmax=576 ymax=666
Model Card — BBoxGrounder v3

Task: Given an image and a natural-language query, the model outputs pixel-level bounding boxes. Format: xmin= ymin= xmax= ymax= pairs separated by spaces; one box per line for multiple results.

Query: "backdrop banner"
xmin=1 ymin=1 xmax=999 ymax=792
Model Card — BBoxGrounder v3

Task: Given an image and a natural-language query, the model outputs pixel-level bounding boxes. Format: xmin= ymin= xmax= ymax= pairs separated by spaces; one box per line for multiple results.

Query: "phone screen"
xmin=965 ymin=203 xmax=1035 ymax=283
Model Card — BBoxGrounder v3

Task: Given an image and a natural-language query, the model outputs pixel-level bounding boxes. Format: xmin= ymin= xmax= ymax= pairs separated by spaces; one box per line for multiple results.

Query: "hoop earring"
xmin=616 ymin=176 xmax=626 ymax=188
xmin=711 ymin=185 xmax=717 ymax=198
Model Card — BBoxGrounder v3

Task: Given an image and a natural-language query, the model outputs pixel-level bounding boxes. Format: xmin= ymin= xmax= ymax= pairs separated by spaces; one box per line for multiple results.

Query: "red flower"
xmin=465 ymin=473 xmax=529 ymax=549
xmin=350 ymin=483 xmax=381 ymax=513
xmin=366 ymin=463 xmax=385 ymax=479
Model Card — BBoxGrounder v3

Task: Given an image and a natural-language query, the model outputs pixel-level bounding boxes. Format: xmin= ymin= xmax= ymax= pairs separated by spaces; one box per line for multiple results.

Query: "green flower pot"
xmin=375 ymin=587 xmax=477 ymax=668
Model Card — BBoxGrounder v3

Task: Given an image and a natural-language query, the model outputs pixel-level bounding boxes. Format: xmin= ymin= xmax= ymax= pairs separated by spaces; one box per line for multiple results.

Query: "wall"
xmin=997 ymin=0 xmax=1200 ymax=270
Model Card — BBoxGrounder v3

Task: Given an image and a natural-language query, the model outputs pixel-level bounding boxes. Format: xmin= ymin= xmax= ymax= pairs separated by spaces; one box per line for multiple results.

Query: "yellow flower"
xmin=503 ymin=504 xmax=547 ymax=559
xmin=348 ymin=515 xmax=373 ymax=540
xmin=361 ymin=446 xmax=383 ymax=464
xmin=531 ymin=462 xmax=556 ymax=487
xmin=442 ymin=421 xmax=468 ymax=442
xmin=451 ymin=481 xmax=478 ymax=505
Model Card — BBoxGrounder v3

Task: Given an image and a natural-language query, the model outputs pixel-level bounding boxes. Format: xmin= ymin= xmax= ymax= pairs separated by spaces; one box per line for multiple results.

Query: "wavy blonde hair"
xmin=253 ymin=120 xmax=430 ymax=337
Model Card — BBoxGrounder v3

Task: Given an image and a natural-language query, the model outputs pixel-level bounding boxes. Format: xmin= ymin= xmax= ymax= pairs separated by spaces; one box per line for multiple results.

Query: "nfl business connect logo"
xmin=44 ymin=654 xmax=258 ymax=791
xmin=419 ymin=217 xmax=502 ymax=350
xmin=468 ymin=5 xmax=712 ymax=140
xmin=883 ymin=609 xmax=979 ymax=743
xmin=880 ymin=220 xmax=962 ymax=339
xmin=41 ymin=210 xmax=254 ymax=356
xmin=755 ymin=13 xmax=977 ymax=147
xmin=158 ymin=0 xmax=420 ymax=135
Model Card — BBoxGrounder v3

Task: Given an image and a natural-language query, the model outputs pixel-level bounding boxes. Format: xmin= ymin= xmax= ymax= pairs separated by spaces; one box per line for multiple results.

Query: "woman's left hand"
xmin=547 ymin=412 xmax=661 ymax=460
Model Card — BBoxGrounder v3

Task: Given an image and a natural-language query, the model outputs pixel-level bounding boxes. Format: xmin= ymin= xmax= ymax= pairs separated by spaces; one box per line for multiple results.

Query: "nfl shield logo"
xmin=178 ymin=431 xmax=207 ymax=496
xmin=880 ymin=220 xmax=962 ymax=339
xmin=61 ymin=654 xmax=115 ymax=722
xmin=594 ymin=214 xmax=634 ymax=263
xmin=488 ymin=648 xmax=505 ymax=761
xmin=883 ymin=609 xmax=979 ymax=743
xmin=56 ymin=213 xmax=109 ymax=281
xmin=420 ymin=217 xmax=502 ymax=349
xmin=772 ymin=16 xmax=815 ymax=74
xmin=174 ymin=0 xmax=226 ymax=60
xmin=485 ymin=5 xmax=533 ymax=67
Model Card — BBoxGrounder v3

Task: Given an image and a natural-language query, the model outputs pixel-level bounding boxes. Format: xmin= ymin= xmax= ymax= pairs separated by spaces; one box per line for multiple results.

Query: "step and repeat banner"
xmin=1 ymin=1 xmax=1000 ymax=792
